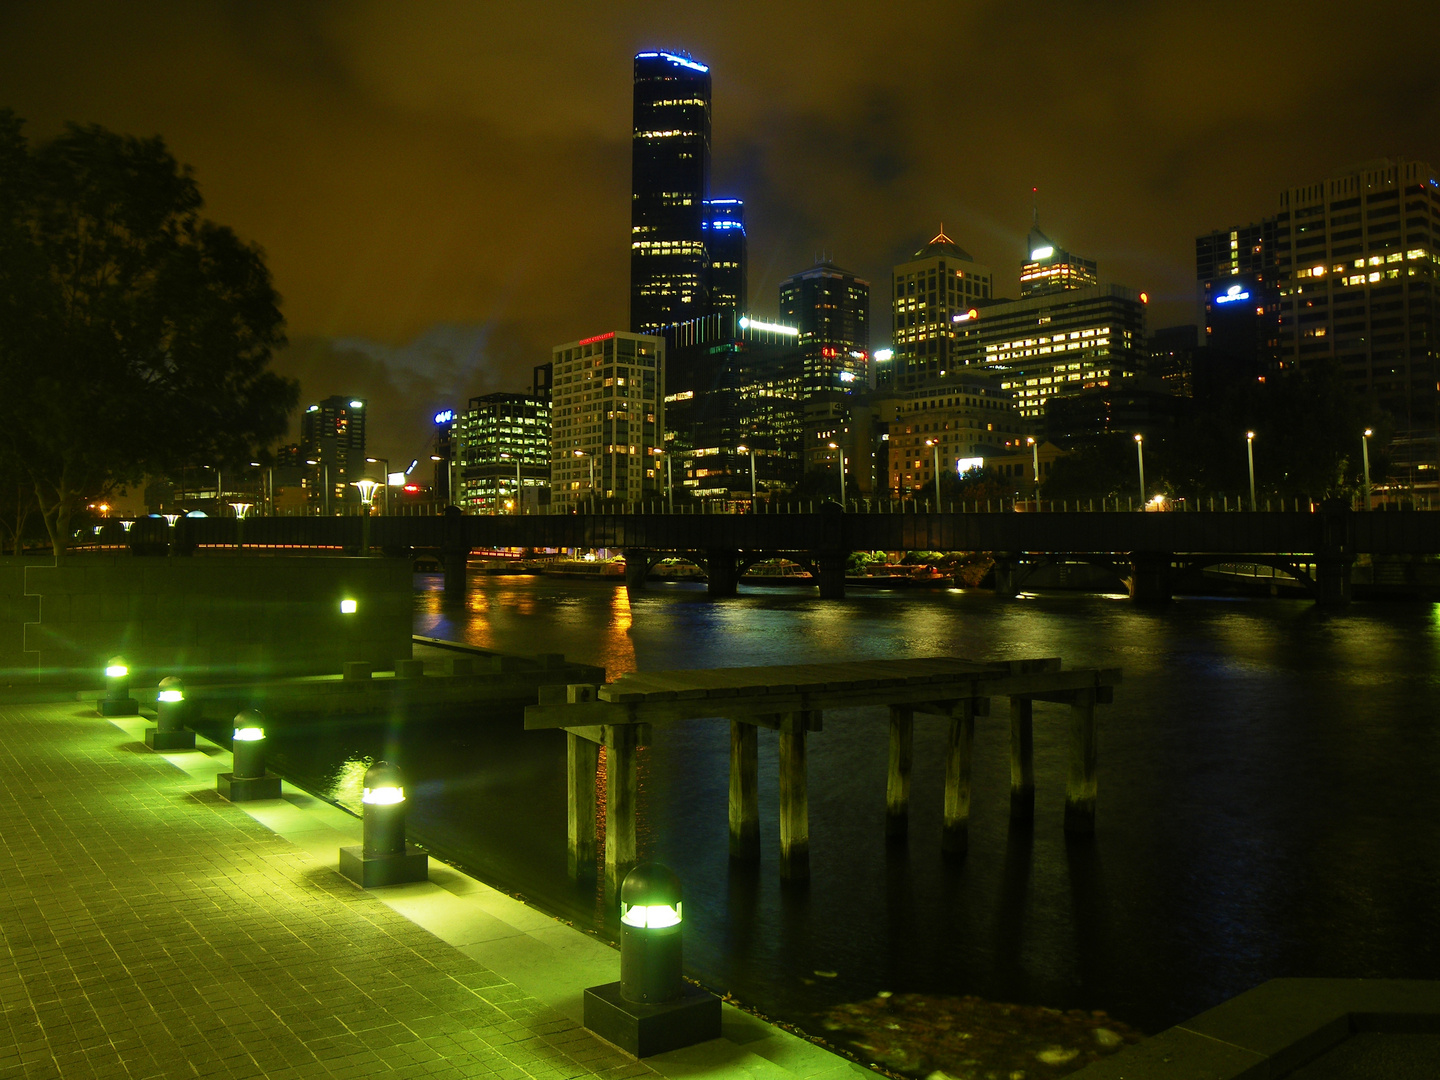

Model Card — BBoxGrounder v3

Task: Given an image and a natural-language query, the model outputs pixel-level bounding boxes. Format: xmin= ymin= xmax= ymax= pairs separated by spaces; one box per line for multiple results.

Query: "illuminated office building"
xmin=550 ymin=331 xmax=665 ymax=508
xmin=1273 ymin=159 xmax=1440 ymax=472
xmin=299 ymin=395 xmax=367 ymax=505
xmin=878 ymin=378 xmax=1027 ymax=495
xmin=952 ymin=285 xmax=1148 ymax=420
xmin=779 ymin=260 xmax=871 ymax=397
xmin=703 ymin=199 xmax=746 ymax=315
xmin=1020 ymin=218 xmax=1098 ymax=298
xmin=889 ymin=230 xmax=993 ymax=391
xmin=631 ymin=51 xmax=711 ymax=334
xmin=458 ymin=387 xmax=551 ymax=514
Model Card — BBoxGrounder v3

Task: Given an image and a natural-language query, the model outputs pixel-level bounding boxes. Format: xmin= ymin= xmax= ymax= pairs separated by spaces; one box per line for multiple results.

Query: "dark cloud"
xmin=3 ymin=0 xmax=1438 ymax=463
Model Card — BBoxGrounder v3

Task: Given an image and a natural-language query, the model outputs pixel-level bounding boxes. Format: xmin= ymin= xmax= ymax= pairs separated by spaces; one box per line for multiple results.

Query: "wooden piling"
xmin=566 ymin=732 xmax=599 ymax=881
xmin=1064 ymin=689 xmax=1097 ymax=834
xmin=942 ymin=700 xmax=976 ymax=855
xmin=778 ymin=714 xmax=810 ymax=883
xmin=1009 ymin=697 xmax=1035 ymax=823
xmin=885 ymin=705 xmax=914 ymax=841
xmin=604 ymin=724 xmax=638 ymax=897
xmin=729 ymin=720 xmax=759 ymax=861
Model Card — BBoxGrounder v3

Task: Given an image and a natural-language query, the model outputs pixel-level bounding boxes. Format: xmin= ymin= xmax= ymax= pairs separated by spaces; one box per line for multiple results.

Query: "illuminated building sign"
xmin=1215 ymin=284 xmax=1251 ymax=304
xmin=637 ymin=50 xmax=709 ymax=73
xmin=951 ymin=308 xmax=980 ymax=323
xmin=577 ymin=332 xmax=616 ymax=347
xmin=956 ymin=457 xmax=984 ymax=474
xmin=737 ymin=316 xmax=799 ymax=337
xmin=839 ymin=372 xmax=856 ymax=383
xmin=433 ymin=409 xmax=455 ymax=425
xmin=1030 ymin=246 xmax=1054 ymax=260
xmin=873 ymin=348 xmax=894 ymax=362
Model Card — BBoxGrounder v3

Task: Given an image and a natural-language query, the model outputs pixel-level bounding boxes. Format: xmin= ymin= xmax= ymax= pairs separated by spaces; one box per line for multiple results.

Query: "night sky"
xmin=4 ymin=1 xmax=1438 ymax=465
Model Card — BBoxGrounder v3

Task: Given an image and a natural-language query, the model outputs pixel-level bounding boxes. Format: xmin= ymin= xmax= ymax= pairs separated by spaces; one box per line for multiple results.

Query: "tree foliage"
xmin=0 ymin=111 xmax=298 ymax=551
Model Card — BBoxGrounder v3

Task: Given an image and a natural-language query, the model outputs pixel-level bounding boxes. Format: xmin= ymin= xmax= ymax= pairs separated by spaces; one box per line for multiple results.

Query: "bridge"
xmin=111 ymin=503 xmax=1440 ymax=605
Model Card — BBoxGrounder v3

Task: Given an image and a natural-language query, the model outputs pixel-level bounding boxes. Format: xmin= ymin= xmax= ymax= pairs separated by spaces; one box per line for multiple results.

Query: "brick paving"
xmin=0 ymin=701 xmax=659 ymax=1080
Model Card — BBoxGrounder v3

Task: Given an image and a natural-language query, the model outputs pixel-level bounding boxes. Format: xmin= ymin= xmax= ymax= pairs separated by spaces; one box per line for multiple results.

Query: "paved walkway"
xmin=0 ymin=700 xmax=866 ymax=1080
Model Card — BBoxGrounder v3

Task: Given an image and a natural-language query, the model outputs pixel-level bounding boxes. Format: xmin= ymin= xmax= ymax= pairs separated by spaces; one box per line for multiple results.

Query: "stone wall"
xmin=1 ymin=555 xmax=412 ymax=685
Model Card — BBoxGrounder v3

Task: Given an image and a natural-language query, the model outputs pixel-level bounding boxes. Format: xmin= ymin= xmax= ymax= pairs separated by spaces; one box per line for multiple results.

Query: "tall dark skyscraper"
xmin=779 ymin=260 xmax=870 ymax=396
xmin=630 ymin=51 xmax=711 ymax=335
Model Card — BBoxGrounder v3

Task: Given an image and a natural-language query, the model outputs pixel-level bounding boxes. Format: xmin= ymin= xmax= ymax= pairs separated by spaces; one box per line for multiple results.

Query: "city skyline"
xmin=3 ymin=2 xmax=1438 ymax=463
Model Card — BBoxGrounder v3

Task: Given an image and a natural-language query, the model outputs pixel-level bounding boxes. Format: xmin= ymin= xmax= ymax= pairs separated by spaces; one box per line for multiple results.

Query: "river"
xmin=245 ymin=575 xmax=1440 ymax=1039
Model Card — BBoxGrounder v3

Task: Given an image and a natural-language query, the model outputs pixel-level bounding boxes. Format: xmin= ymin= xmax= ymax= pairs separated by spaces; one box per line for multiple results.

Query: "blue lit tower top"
xmin=631 ymin=51 xmax=712 ymax=335
xmin=703 ymin=198 xmax=746 ymax=315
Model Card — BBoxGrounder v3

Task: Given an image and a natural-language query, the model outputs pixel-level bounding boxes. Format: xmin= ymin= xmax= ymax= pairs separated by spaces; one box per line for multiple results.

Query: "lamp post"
xmin=657 ymin=450 xmax=673 ymax=513
xmin=736 ymin=444 xmax=756 ymax=509
xmin=1028 ymin=437 xmax=1040 ymax=492
xmin=1362 ymin=429 xmax=1373 ymax=510
xmin=574 ymin=449 xmax=595 ymax=512
xmin=339 ymin=761 xmax=429 ymax=887
xmin=1246 ymin=431 xmax=1256 ymax=512
xmin=146 ymin=675 xmax=195 ymax=750
xmin=827 ymin=442 xmax=846 ymax=506
xmin=925 ymin=439 xmax=941 ymax=507
xmin=305 ymin=459 xmax=330 ymax=515
xmin=1134 ymin=434 xmax=1145 ymax=507
xmin=500 ymin=453 xmax=522 ymax=515
xmin=250 ymin=461 xmax=273 ymax=516
xmin=366 ymin=457 xmax=390 ymax=516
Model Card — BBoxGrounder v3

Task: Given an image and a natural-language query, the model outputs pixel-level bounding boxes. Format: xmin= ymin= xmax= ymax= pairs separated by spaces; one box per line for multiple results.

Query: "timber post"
xmin=567 ymin=732 xmax=600 ymax=881
xmin=1009 ymin=697 xmax=1035 ymax=823
xmin=885 ymin=705 xmax=914 ymax=841
xmin=604 ymin=724 xmax=639 ymax=898
xmin=1064 ymin=688 xmax=1098 ymax=834
xmin=942 ymin=699 xmax=977 ymax=855
xmin=728 ymin=720 xmax=759 ymax=861
xmin=778 ymin=712 xmax=814 ymax=883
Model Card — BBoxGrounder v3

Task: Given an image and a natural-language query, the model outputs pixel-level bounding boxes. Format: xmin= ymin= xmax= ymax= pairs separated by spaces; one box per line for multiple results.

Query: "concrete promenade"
xmin=0 ymin=699 xmax=866 ymax=1080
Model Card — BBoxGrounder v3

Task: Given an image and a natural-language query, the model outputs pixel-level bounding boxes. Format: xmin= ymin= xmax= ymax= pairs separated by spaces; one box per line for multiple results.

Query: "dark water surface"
xmin=252 ymin=576 xmax=1440 ymax=1036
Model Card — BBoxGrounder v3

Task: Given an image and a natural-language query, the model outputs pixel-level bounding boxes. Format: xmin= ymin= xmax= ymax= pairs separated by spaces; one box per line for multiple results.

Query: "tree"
xmin=0 ymin=111 xmax=298 ymax=552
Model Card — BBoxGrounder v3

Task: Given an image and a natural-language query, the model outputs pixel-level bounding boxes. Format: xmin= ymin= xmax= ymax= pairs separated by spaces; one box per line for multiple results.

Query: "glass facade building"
xmin=703 ymin=199 xmax=746 ymax=316
xmin=779 ymin=260 xmax=871 ymax=397
xmin=630 ymin=52 xmax=711 ymax=335
xmin=457 ymin=393 xmax=551 ymax=514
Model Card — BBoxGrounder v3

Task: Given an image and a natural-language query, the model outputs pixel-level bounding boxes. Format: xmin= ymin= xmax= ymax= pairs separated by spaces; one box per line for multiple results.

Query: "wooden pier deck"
xmin=524 ymin=656 xmax=1121 ymax=894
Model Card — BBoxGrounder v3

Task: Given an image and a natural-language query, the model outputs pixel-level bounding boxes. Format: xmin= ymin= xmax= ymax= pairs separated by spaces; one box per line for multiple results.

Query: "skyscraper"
xmin=779 ymin=260 xmax=870 ymax=396
xmin=630 ymin=51 xmax=711 ymax=335
xmin=888 ymin=230 xmax=993 ymax=392
xmin=299 ymin=395 xmax=366 ymax=505
xmin=1020 ymin=217 xmax=1098 ymax=297
xmin=1195 ymin=218 xmax=1281 ymax=396
xmin=703 ymin=199 xmax=746 ymax=315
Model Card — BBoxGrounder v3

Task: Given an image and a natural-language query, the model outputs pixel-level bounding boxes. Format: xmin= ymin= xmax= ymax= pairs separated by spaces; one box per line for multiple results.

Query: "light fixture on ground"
xmin=216 ymin=710 xmax=282 ymax=801
xmin=99 ymin=656 xmax=139 ymax=716
xmin=339 ymin=761 xmax=428 ymax=887
xmin=145 ymin=676 xmax=195 ymax=750
xmin=583 ymin=863 xmax=720 ymax=1057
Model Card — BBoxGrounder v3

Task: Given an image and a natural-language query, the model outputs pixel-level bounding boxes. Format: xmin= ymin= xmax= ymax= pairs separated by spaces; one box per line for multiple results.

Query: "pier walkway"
xmin=0 ymin=698 xmax=866 ymax=1080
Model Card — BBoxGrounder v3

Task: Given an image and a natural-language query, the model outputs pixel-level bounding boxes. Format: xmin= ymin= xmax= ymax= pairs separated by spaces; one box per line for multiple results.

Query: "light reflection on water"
xmin=281 ymin=575 xmax=1440 ymax=1038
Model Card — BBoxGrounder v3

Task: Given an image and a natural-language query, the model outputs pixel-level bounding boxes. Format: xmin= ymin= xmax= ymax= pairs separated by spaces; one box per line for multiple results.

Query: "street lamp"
xmin=351 ymin=479 xmax=380 ymax=512
xmin=304 ymin=459 xmax=330 ymax=515
xmin=656 ymin=449 xmax=673 ymax=513
xmin=827 ymin=442 xmax=846 ymax=506
xmin=250 ymin=461 xmax=273 ymax=516
xmin=736 ymin=444 xmax=756 ymax=509
xmin=1027 ymin=437 xmax=1040 ymax=492
xmin=366 ymin=457 xmax=391 ymax=516
xmin=1134 ymin=434 xmax=1145 ymax=507
xmin=925 ymin=439 xmax=941 ymax=507
xmin=1362 ymin=429 xmax=1373 ymax=510
xmin=1246 ymin=431 xmax=1256 ymax=512
xmin=574 ymin=449 xmax=595 ymax=512
xmin=500 ymin=453 xmax=522 ymax=515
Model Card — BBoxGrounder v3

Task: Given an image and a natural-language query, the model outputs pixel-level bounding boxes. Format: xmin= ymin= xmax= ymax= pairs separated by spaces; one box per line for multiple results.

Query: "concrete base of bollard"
xmin=99 ymin=698 xmax=140 ymax=717
xmin=216 ymin=771 xmax=282 ymax=802
xmin=145 ymin=728 xmax=196 ymax=751
xmin=394 ymin=658 xmax=425 ymax=678
xmin=583 ymin=981 xmax=721 ymax=1058
xmin=338 ymin=844 xmax=428 ymax=888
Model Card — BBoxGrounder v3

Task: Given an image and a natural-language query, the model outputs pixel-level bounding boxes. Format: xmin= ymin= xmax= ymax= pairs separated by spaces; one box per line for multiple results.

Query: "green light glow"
xmin=157 ymin=690 xmax=184 ymax=703
xmin=105 ymin=664 xmax=128 ymax=678
xmin=233 ymin=726 xmax=265 ymax=741
xmin=340 ymin=599 xmax=358 ymax=614
xmin=363 ymin=785 xmax=404 ymax=805
xmin=620 ymin=902 xmax=682 ymax=928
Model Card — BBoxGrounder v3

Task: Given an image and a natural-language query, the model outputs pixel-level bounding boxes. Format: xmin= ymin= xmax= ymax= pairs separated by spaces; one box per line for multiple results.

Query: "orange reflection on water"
xmin=606 ymin=587 xmax=637 ymax=675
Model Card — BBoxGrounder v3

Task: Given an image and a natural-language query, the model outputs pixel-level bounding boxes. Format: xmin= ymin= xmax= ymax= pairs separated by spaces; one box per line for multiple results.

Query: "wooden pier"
xmin=524 ymin=656 xmax=1120 ymax=894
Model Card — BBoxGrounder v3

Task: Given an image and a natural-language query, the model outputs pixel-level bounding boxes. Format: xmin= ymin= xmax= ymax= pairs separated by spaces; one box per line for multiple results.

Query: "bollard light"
xmin=340 ymin=598 xmax=358 ymax=614
xmin=619 ymin=863 xmax=684 ymax=1004
xmin=99 ymin=656 xmax=139 ymax=716
xmin=216 ymin=708 xmax=281 ymax=801
xmin=339 ymin=760 xmax=428 ymax=887
xmin=145 ymin=675 xmax=196 ymax=750
xmin=583 ymin=862 xmax=720 ymax=1056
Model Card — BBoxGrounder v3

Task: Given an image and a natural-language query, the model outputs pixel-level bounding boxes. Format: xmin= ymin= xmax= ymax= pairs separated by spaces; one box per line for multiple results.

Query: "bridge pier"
xmin=814 ymin=554 xmax=847 ymax=599
xmin=603 ymin=724 xmax=638 ymax=899
xmin=1128 ymin=552 xmax=1172 ymax=603
xmin=566 ymin=732 xmax=599 ymax=881
xmin=729 ymin=721 xmax=759 ymax=861
xmin=623 ymin=549 xmax=649 ymax=593
xmin=942 ymin=700 xmax=977 ymax=856
xmin=442 ymin=547 xmax=470 ymax=599
xmin=1315 ymin=556 xmax=1353 ymax=607
xmin=885 ymin=705 xmax=913 ymax=842
xmin=705 ymin=549 xmax=739 ymax=597
xmin=1009 ymin=698 xmax=1035 ymax=824
xmin=1064 ymin=689 xmax=1098 ymax=834
xmin=778 ymin=713 xmax=815 ymax=883
xmin=992 ymin=554 xmax=1018 ymax=598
